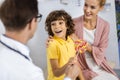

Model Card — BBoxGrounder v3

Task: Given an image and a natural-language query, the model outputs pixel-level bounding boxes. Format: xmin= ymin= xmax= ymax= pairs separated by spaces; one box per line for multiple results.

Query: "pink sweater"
xmin=73 ymin=15 xmax=118 ymax=80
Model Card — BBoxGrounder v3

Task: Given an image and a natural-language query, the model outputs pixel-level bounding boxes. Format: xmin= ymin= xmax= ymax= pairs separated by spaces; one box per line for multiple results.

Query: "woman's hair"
xmin=0 ymin=0 xmax=38 ymax=31
xmin=99 ymin=0 xmax=106 ymax=7
xmin=45 ymin=10 xmax=75 ymax=38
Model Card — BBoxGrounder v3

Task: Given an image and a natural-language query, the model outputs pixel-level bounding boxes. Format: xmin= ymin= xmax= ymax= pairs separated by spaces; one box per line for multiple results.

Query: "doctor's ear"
xmin=28 ymin=18 xmax=37 ymax=30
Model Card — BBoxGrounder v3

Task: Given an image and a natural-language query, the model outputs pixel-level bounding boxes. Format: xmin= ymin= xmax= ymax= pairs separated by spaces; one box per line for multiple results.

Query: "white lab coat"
xmin=0 ymin=34 xmax=45 ymax=80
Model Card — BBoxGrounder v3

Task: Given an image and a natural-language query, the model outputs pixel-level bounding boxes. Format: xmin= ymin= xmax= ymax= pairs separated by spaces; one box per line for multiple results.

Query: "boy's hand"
xmin=65 ymin=61 xmax=81 ymax=80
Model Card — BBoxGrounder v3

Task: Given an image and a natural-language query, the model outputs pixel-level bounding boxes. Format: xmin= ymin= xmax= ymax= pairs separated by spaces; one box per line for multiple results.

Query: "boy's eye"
xmin=51 ymin=23 xmax=55 ymax=26
xmin=91 ymin=6 xmax=96 ymax=9
xmin=59 ymin=22 xmax=63 ymax=25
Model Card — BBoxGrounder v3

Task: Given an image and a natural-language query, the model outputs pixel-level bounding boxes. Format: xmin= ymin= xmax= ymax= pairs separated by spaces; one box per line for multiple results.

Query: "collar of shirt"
xmin=0 ymin=34 xmax=30 ymax=59
xmin=53 ymin=36 xmax=72 ymax=45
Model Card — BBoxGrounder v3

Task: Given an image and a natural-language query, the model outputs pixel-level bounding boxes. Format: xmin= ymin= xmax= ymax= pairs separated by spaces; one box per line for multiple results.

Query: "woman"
xmin=73 ymin=0 xmax=119 ymax=80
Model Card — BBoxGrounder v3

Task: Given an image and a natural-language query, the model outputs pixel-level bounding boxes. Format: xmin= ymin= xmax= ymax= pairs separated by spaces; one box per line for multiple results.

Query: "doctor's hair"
xmin=0 ymin=0 xmax=38 ymax=31
xmin=45 ymin=10 xmax=75 ymax=37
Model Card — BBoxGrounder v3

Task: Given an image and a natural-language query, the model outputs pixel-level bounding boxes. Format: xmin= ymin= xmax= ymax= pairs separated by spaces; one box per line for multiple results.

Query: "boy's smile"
xmin=51 ymin=19 xmax=67 ymax=40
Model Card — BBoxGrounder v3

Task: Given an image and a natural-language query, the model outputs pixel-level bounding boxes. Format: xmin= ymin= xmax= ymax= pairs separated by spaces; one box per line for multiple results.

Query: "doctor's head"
xmin=0 ymin=0 xmax=41 ymax=42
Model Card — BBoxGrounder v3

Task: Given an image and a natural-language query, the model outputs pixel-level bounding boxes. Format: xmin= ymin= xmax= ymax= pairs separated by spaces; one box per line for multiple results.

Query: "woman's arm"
xmin=91 ymin=22 xmax=110 ymax=65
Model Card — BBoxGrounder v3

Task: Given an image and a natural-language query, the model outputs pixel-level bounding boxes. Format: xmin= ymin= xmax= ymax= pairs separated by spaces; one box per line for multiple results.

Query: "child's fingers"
xmin=68 ymin=57 xmax=75 ymax=65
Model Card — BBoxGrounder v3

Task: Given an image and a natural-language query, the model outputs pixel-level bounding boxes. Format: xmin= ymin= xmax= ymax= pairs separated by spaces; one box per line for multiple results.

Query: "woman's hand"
xmin=86 ymin=43 xmax=92 ymax=53
xmin=46 ymin=36 xmax=53 ymax=48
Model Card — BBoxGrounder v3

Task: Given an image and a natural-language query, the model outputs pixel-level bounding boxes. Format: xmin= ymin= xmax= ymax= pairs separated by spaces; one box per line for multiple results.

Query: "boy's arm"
xmin=78 ymin=70 xmax=85 ymax=80
xmin=50 ymin=59 xmax=70 ymax=77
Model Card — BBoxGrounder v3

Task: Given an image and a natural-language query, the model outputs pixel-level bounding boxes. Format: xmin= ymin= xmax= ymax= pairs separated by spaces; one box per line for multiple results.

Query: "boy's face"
xmin=51 ymin=19 xmax=67 ymax=40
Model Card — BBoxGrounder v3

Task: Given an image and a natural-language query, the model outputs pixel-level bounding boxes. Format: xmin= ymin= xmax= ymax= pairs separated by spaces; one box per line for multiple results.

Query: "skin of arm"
xmin=78 ymin=69 xmax=85 ymax=80
xmin=50 ymin=57 xmax=77 ymax=77
xmin=86 ymin=43 xmax=92 ymax=53
xmin=65 ymin=59 xmax=84 ymax=80
xmin=50 ymin=59 xmax=70 ymax=77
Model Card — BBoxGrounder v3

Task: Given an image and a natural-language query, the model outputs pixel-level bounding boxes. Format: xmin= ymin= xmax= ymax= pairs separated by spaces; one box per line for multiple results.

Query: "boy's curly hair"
xmin=45 ymin=10 xmax=75 ymax=38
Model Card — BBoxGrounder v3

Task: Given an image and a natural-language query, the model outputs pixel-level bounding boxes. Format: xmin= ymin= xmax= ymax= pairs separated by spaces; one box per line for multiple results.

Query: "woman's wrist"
xmin=87 ymin=43 xmax=92 ymax=53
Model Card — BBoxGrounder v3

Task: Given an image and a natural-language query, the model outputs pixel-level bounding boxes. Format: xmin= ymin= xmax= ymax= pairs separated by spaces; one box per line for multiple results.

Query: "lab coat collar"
xmin=0 ymin=34 xmax=30 ymax=58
